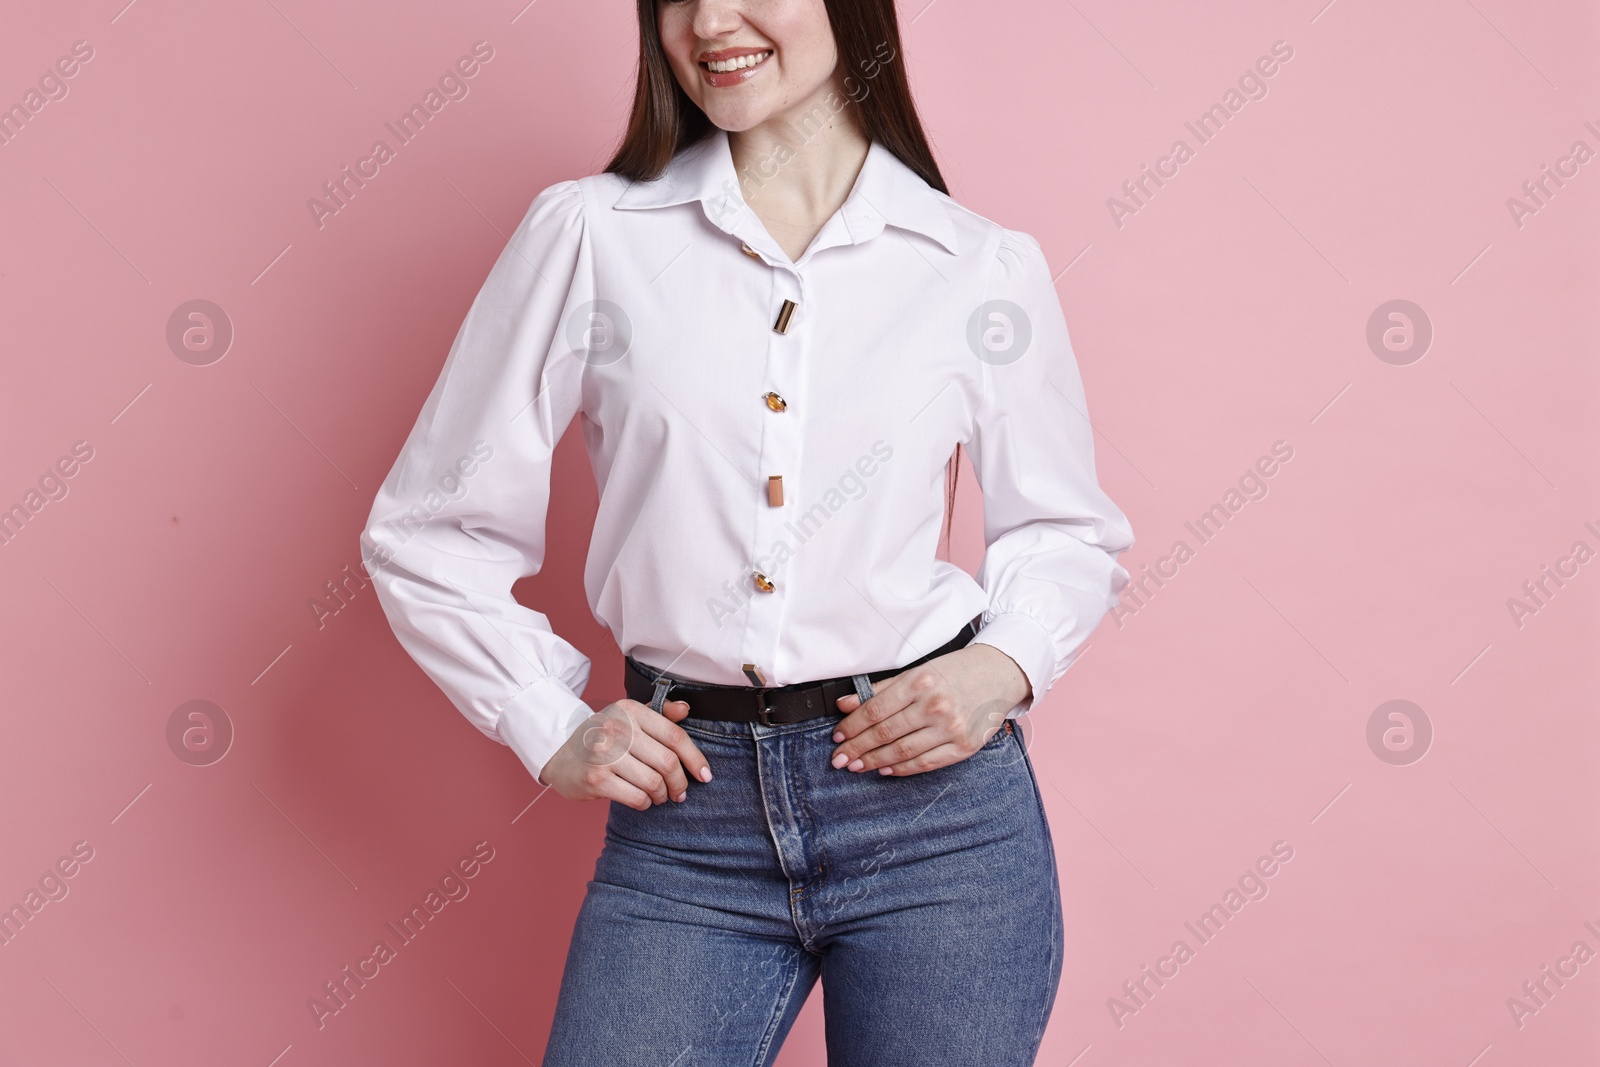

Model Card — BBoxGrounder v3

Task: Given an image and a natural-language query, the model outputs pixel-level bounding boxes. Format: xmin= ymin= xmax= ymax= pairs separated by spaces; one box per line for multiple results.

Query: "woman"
xmin=362 ymin=0 xmax=1134 ymax=1063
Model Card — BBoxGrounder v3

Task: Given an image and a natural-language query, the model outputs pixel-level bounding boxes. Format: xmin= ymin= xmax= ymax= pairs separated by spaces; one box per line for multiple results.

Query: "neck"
xmin=727 ymin=85 xmax=871 ymax=218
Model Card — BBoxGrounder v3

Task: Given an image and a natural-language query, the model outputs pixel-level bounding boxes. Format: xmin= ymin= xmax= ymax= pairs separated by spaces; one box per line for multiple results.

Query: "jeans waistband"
xmin=624 ymin=615 xmax=981 ymax=712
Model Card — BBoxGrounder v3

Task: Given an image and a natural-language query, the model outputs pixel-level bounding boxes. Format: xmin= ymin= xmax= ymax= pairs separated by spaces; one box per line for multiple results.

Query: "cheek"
xmin=797 ymin=28 xmax=839 ymax=81
xmin=655 ymin=9 xmax=695 ymax=70
xmin=764 ymin=2 xmax=837 ymax=77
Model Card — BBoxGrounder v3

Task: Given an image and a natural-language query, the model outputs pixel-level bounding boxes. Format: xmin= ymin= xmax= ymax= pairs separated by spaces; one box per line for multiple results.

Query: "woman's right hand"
xmin=537 ymin=698 xmax=712 ymax=809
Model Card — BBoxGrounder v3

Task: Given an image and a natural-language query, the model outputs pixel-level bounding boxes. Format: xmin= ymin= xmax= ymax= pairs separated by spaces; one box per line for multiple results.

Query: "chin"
xmin=700 ymin=104 xmax=771 ymax=134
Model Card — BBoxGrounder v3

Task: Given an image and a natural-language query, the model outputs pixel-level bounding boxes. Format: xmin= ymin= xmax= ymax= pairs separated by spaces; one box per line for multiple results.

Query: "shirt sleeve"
xmin=964 ymin=227 xmax=1136 ymax=715
xmin=360 ymin=178 xmax=593 ymax=786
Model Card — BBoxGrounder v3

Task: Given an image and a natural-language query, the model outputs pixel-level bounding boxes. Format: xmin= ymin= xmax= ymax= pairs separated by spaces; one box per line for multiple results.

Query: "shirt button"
xmin=762 ymin=391 xmax=787 ymax=412
xmin=752 ymin=571 xmax=775 ymax=592
xmin=740 ymin=242 xmax=761 ymax=259
xmin=773 ymin=299 xmax=798 ymax=334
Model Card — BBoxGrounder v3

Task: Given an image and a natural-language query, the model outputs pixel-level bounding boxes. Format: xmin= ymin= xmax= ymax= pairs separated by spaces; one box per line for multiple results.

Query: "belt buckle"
xmin=755 ymin=688 xmax=773 ymax=727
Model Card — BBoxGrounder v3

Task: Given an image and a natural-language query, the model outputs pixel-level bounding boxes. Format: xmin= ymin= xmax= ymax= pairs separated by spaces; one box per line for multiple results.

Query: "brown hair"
xmin=604 ymin=0 xmax=965 ymax=556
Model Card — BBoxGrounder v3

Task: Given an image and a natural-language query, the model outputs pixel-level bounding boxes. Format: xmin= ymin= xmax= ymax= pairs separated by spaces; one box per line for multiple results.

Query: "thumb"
xmin=661 ymin=699 xmax=692 ymax=723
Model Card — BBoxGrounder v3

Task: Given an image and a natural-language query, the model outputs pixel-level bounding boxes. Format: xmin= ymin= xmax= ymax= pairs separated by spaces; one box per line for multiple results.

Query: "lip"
xmin=697 ymin=46 xmax=773 ymax=88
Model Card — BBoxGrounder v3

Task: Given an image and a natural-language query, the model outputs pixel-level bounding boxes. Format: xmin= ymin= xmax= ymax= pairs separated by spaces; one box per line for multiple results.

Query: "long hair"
xmin=605 ymin=0 xmax=964 ymax=555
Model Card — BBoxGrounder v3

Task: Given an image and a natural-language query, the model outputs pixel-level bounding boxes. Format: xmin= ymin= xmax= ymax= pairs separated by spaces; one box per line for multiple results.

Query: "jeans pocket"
xmin=967 ymin=718 xmax=1034 ymax=776
xmin=979 ymin=718 xmax=1015 ymax=751
xmin=933 ymin=719 xmax=1016 ymax=778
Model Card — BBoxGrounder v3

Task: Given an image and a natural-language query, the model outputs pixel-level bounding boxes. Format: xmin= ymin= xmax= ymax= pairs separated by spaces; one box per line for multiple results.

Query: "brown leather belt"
xmin=623 ymin=617 xmax=981 ymax=726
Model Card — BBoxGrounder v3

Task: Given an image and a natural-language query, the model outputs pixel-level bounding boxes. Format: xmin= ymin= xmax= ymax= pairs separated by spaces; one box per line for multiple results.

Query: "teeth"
xmin=707 ymin=51 xmax=768 ymax=73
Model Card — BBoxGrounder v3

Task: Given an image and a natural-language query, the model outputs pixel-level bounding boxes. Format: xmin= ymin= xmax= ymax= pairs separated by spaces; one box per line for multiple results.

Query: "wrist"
xmin=964 ymin=643 xmax=1031 ymax=706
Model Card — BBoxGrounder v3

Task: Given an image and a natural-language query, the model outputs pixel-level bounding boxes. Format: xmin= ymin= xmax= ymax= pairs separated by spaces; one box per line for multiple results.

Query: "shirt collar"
xmin=613 ymin=126 xmax=961 ymax=257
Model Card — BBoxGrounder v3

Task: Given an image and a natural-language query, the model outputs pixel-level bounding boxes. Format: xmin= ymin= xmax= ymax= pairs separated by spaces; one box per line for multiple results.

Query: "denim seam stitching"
xmin=782 ymin=736 xmax=830 ymax=948
xmin=749 ymin=951 xmax=804 ymax=1067
xmin=1020 ymin=741 xmax=1063 ymax=1053
xmin=786 ymin=738 xmax=830 ymax=910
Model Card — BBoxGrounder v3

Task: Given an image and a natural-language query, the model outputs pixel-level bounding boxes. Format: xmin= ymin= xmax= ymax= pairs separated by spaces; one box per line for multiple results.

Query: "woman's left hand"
xmin=828 ymin=643 xmax=1032 ymax=776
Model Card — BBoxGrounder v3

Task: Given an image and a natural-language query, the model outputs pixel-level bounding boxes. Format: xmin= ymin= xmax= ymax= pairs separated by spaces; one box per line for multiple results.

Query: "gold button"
xmin=752 ymin=571 xmax=775 ymax=592
xmin=763 ymin=391 xmax=787 ymax=412
xmin=767 ymin=475 xmax=783 ymax=507
xmin=740 ymin=242 xmax=761 ymax=259
xmin=773 ymin=299 xmax=797 ymax=334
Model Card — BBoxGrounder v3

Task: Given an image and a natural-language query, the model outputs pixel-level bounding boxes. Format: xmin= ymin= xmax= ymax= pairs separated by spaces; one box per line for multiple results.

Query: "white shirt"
xmin=361 ymin=128 xmax=1135 ymax=784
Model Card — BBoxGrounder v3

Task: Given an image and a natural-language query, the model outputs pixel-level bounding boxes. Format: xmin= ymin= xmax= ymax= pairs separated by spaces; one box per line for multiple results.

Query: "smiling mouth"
xmin=700 ymin=49 xmax=772 ymax=74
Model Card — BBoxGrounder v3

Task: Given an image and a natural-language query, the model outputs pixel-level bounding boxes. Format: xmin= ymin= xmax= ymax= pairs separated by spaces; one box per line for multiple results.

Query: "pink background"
xmin=1 ymin=1 xmax=1596 ymax=1064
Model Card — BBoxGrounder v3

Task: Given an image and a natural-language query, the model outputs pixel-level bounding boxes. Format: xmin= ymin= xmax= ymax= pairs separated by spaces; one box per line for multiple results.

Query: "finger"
xmin=830 ymin=671 xmax=916 ymax=747
xmin=574 ymin=705 xmax=638 ymax=770
xmin=876 ymin=741 xmax=969 ymax=777
xmin=627 ymin=730 xmax=691 ymax=801
xmin=594 ymin=772 xmax=655 ymax=810
xmin=850 ymin=725 xmax=955 ymax=773
xmin=637 ymin=706 xmax=713 ymax=784
xmin=831 ymin=669 xmax=902 ymax=717
xmin=830 ymin=705 xmax=925 ymax=770
xmin=614 ymin=753 xmax=671 ymax=806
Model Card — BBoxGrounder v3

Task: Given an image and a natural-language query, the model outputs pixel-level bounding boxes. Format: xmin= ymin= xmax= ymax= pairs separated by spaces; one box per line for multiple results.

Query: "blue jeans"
xmin=541 ymin=667 xmax=1064 ymax=1066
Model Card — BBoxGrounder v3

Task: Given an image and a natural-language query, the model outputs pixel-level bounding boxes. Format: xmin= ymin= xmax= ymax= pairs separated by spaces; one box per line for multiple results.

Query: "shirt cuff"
xmin=492 ymin=676 xmax=593 ymax=786
xmin=969 ymin=611 xmax=1056 ymax=716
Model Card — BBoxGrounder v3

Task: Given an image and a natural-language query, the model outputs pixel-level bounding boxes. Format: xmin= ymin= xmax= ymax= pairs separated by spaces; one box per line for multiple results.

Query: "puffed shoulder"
xmin=474 ymin=179 xmax=588 ymax=310
xmin=993 ymin=227 xmax=1049 ymax=282
xmin=507 ymin=178 xmax=586 ymax=251
xmin=974 ymin=226 xmax=1056 ymax=309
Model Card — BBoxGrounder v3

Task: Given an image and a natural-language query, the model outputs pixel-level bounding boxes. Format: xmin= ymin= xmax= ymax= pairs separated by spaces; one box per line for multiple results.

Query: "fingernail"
xmin=699 ymin=767 xmax=713 ymax=782
xmin=848 ymin=758 xmax=864 ymax=772
xmin=675 ymin=791 xmax=687 ymax=802
xmin=832 ymin=731 xmax=844 ymax=743
xmin=831 ymin=752 xmax=848 ymax=769
xmin=878 ymin=767 xmax=893 ymax=775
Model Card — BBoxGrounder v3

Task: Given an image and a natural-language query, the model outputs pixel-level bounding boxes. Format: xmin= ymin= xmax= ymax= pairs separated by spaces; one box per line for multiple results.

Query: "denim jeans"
xmin=541 ymin=662 xmax=1064 ymax=1066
